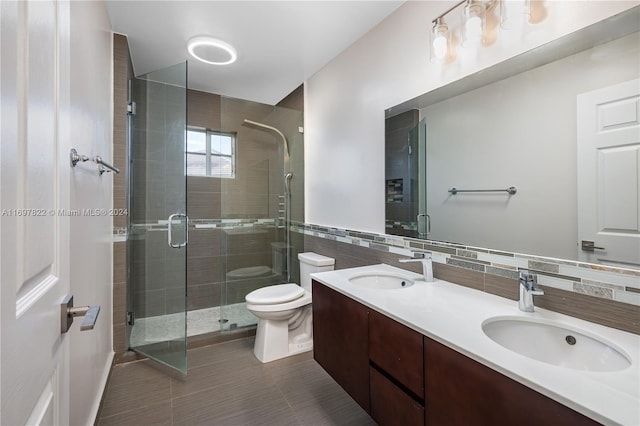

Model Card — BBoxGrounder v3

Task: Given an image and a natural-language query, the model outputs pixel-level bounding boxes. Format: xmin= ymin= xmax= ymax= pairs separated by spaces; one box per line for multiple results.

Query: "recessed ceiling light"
xmin=187 ymin=36 xmax=237 ymax=65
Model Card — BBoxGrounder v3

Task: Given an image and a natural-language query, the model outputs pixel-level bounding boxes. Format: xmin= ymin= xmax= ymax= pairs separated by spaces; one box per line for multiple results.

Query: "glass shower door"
xmin=416 ymin=118 xmax=429 ymax=238
xmin=128 ymin=62 xmax=188 ymax=374
xmin=407 ymin=118 xmax=428 ymax=238
xmin=218 ymin=98 xmax=304 ymax=331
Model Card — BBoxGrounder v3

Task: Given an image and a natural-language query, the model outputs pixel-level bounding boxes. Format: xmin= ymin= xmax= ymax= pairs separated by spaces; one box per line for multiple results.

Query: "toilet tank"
xmin=298 ymin=252 xmax=335 ymax=292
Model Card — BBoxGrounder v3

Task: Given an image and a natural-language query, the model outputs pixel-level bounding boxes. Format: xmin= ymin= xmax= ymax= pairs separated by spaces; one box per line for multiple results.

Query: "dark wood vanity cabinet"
xmin=424 ymin=337 xmax=601 ymax=426
xmin=312 ymin=280 xmax=370 ymax=411
xmin=369 ymin=310 xmax=425 ymax=426
xmin=313 ymin=281 xmax=600 ymax=426
xmin=313 ymin=281 xmax=425 ymax=425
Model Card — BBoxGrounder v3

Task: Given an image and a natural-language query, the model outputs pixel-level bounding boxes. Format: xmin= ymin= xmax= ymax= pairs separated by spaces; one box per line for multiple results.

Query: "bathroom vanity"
xmin=311 ymin=265 xmax=640 ymax=426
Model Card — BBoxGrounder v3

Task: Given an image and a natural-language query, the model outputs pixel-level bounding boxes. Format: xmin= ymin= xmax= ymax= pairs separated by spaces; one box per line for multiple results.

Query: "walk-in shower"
xmin=126 ymin=67 xmax=304 ymax=373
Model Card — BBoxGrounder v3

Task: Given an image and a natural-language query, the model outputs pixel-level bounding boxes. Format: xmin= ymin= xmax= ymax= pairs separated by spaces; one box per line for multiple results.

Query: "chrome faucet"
xmin=518 ymin=270 xmax=544 ymax=312
xmin=398 ymin=252 xmax=434 ymax=282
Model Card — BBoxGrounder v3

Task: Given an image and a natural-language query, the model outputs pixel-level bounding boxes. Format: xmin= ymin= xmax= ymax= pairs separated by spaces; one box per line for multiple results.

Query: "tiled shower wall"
xmin=112 ymin=34 xmax=132 ymax=357
xmin=186 ymin=91 xmax=304 ymax=311
xmin=385 ymin=109 xmax=418 ymax=235
xmin=299 ymin=223 xmax=639 ymax=335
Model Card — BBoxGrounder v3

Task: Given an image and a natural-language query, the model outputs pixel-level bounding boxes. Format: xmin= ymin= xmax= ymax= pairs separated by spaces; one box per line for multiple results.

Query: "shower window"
xmin=186 ymin=128 xmax=236 ymax=178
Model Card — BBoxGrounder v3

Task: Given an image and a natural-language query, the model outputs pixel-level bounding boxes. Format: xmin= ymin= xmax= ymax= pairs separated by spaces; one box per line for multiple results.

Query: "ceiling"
xmin=105 ymin=1 xmax=405 ymax=105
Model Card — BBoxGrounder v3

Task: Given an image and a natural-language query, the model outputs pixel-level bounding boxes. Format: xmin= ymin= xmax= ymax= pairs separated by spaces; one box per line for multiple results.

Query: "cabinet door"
xmin=424 ymin=337 xmax=601 ymax=426
xmin=369 ymin=310 xmax=424 ymax=399
xmin=312 ymin=281 xmax=370 ymax=412
xmin=370 ymin=367 xmax=424 ymax=426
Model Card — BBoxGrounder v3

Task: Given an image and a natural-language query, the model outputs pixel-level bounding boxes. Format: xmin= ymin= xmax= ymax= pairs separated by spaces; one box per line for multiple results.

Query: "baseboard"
xmin=90 ymin=350 xmax=115 ymax=426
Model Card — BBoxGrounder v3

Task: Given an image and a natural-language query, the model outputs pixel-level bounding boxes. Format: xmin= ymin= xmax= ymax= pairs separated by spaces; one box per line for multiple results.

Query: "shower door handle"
xmin=417 ymin=213 xmax=430 ymax=238
xmin=168 ymin=213 xmax=189 ymax=248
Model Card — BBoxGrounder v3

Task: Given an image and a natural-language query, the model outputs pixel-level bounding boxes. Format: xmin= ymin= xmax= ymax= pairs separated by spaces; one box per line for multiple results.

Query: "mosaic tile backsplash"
xmin=292 ymin=222 xmax=640 ymax=307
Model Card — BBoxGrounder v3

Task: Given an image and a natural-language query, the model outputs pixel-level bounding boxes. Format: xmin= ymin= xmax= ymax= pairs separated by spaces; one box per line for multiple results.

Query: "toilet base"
xmin=288 ymin=339 xmax=313 ymax=356
xmin=252 ymin=309 xmax=313 ymax=363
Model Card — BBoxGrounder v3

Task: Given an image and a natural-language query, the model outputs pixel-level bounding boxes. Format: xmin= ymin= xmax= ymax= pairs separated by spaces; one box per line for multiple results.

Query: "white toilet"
xmin=245 ymin=252 xmax=335 ymax=363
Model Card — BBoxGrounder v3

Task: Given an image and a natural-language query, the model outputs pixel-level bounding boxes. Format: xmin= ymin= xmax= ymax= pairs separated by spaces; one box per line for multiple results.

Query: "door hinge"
xmin=127 ymin=311 xmax=135 ymax=325
xmin=127 ymin=101 xmax=136 ymax=116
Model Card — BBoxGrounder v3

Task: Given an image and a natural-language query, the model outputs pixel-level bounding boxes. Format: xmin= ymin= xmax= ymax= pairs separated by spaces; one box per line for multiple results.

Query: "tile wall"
xmin=112 ymin=34 xmax=132 ymax=356
xmin=298 ymin=223 xmax=639 ymax=335
xmin=385 ymin=109 xmax=419 ymax=236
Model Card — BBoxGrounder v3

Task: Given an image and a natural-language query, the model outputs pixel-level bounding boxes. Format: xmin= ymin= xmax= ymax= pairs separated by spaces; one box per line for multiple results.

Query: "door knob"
xmin=581 ymin=240 xmax=605 ymax=252
xmin=60 ymin=295 xmax=101 ymax=333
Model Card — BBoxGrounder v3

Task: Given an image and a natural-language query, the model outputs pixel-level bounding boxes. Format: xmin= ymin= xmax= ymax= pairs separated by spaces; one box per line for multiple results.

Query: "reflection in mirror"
xmin=385 ymin=112 xmax=427 ymax=238
xmin=385 ymin=8 xmax=640 ymax=269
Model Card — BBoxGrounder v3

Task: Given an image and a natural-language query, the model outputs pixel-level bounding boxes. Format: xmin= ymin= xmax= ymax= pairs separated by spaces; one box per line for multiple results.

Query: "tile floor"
xmin=97 ymin=337 xmax=375 ymax=426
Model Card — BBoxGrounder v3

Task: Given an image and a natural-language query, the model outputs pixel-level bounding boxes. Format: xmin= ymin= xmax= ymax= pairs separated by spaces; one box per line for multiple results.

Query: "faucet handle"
xmin=519 ymin=270 xmax=535 ymax=284
xmin=519 ymin=270 xmax=543 ymax=294
xmin=519 ymin=269 xmax=534 ymax=280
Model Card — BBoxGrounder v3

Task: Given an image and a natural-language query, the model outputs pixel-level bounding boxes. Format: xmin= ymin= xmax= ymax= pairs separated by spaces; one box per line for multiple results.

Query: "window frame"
xmin=186 ymin=127 xmax=236 ymax=179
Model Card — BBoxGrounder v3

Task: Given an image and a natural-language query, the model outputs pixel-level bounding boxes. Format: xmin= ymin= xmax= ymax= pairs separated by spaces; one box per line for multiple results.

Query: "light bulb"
xmin=433 ymin=35 xmax=448 ymax=60
xmin=465 ymin=15 xmax=483 ymax=40
xmin=462 ymin=1 xmax=484 ymax=47
xmin=431 ymin=18 xmax=450 ymax=62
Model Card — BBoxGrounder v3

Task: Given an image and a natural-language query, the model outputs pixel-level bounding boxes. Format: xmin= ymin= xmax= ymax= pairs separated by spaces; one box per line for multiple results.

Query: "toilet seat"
xmin=227 ymin=265 xmax=273 ymax=279
xmin=245 ymin=283 xmax=305 ymax=305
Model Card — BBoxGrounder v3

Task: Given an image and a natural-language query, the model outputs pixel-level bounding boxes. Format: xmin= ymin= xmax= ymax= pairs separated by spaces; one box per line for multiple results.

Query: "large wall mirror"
xmin=385 ymin=7 xmax=639 ymax=269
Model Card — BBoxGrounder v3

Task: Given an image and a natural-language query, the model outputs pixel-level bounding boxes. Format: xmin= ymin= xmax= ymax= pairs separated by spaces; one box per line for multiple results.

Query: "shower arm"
xmin=242 ymin=119 xmax=290 ymax=159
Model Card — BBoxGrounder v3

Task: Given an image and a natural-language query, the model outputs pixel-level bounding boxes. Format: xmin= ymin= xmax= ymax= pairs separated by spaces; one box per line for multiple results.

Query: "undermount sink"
xmin=482 ymin=317 xmax=631 ymax=372
xmin=348 ymin=272 xmax=415 ymax=290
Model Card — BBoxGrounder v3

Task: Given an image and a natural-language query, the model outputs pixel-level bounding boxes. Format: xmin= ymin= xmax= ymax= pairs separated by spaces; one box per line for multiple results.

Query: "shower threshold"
xmin=130 ymin=302 xmax=257 ymax=348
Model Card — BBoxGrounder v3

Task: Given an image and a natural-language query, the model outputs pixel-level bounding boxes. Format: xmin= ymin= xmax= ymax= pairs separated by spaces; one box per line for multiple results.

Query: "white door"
xmin=577 ymin=79 xmax=640 ymax=268
xmin=1 ymin=1 xmax=71 ymax=424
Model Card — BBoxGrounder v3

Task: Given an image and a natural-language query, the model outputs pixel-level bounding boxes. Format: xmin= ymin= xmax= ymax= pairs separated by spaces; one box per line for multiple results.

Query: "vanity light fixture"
xmin=187 ymin=36 xmax=237 ymax=66
xmin=462 ymin=0 xmax=488 ymax=47
xmin=430 ymin=0 xmax=539 ymax=63
xmin=430 ymin=17 xmax=451 ymax=62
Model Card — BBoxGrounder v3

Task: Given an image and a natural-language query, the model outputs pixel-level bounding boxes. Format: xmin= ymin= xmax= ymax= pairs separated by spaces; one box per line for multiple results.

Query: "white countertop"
xmin=311 ymin=264 xmax=640 ymax=426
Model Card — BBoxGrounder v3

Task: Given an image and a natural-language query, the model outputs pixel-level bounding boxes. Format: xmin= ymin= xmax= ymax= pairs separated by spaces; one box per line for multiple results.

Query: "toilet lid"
xmin=245 ymin=284 xmax=305 ymax=305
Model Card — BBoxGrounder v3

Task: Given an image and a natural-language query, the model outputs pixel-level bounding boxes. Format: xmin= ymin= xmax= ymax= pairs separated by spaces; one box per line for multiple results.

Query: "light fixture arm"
xmin=432 ymin=0 xmax=498 ymax=24
xmin=432 ymin=0 xmax=466 ymax=24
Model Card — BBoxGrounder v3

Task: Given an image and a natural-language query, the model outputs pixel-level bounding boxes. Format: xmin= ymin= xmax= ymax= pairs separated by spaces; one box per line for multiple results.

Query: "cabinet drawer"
xmin=369 ymin=309 xmax=424 ymax=399
xmin=370 ymin=367 xmax=424 ymax=426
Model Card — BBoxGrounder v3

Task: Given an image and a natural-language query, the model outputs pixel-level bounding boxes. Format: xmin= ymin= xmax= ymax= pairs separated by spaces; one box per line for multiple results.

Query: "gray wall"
xmin=422 ymin=33 xmax=640 ymax=260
